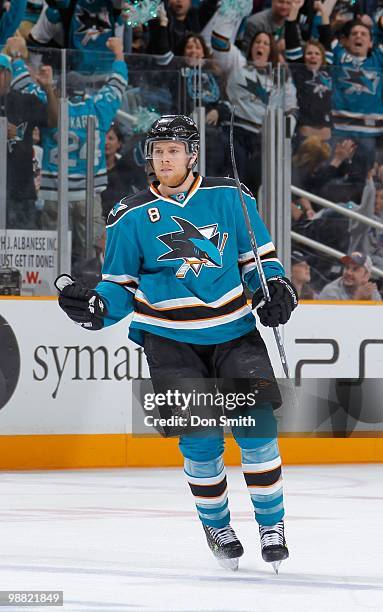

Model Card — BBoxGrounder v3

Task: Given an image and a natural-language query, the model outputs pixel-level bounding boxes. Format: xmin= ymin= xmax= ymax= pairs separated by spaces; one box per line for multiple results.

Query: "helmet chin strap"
xmin=167 ymin=167 xmax=193 ymax=189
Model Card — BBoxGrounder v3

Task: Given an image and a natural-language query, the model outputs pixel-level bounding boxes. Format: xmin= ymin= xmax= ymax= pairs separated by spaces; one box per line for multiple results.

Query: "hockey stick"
xmin=229 ymin=107 xmax=291 ymax=378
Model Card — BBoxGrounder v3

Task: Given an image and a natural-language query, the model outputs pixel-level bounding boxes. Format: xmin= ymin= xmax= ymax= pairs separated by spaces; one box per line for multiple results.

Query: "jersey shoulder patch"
xmin=201 ymin=176 xmax=237 ymax=188
xmin=201 ymin=176 xmax=255 ymax=198
xmin=106 ymin=189 xmax=153 ymax=226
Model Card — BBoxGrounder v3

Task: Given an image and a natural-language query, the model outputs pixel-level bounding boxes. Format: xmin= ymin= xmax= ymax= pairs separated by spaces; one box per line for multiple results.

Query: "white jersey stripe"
xmin=241 ymin=258 xmax=282 ymax=278
xmin=238 ymin=250 xmax=254 ymax=262
xmin=135 ymin=284 xmax=244 ymax=310
xmin=238 ymin=242 xmax=275 ymax=264
xmin=132 ymin=304 xmax=252 ymax=329
xmin=258 ymin=242 xmax=275 ymax=256
xmin=102 ymin=273 xmax=139 ymax=284
xmin=261 ymin=257 xmax=281 ymax=264
xmin=241 ymin=262 xmax=257 ymax=278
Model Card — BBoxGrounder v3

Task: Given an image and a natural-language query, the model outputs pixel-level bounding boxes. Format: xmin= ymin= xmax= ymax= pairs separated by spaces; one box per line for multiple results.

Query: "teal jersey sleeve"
xmin=11 ymin=58 xmax=48 ymax=102
xmin=95 ymin=205 xmax=142 ymax=327
xmin=94 ymin=60 xmax=128 ymax=132
xmin=0 ymin=0 xmax=27 ymax=46
xmin=234 ymin=185 xmax=285 ymax=293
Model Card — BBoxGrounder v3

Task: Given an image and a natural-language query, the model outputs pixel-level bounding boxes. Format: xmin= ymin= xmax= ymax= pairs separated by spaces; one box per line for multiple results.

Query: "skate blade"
xmin=272 ymin=561 xmax=281 ymax=574
xmin=217 ymin=557 xmax=240 ymax=571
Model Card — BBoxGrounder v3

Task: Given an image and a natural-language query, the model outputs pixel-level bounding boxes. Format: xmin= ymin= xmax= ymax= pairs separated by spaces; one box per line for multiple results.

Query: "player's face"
xmin=272 ymin=0 xmax=292 ymax=18
xmin=342 ymin=263 xmax=369 ymax=287
xmin=0 ymin=67 xmax=11 ymax=96
xmin=151 ymin=141 xmax=194 ymax=186
xmin=304 ymin=44 xmax=323 ymax=71
xmin=348 ymin=25 xmax=372 ymax=57
xmin=251 ymin=33 xmax=271 ymax=66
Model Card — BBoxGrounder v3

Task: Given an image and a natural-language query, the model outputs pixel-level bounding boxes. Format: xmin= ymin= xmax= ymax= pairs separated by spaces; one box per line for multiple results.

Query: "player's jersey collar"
xmin=149 ymin=174 xmax=202 ymax=207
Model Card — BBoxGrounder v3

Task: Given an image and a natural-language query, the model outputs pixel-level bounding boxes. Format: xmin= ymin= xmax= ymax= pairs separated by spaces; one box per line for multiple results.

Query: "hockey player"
xmin=56 ymin=115 xmax=298 ymax=572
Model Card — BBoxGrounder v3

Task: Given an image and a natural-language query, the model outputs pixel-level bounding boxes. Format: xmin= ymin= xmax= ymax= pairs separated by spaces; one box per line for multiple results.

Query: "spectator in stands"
xmin=146 ymin=0 xmax=219 ymax=54
xmin=101 ymin=123 xmax=147 ymax=219
xmin=29 ymin=0 xmax=124 ymax=73
xmin=319 ymin=251 xmax=382 ymax=300
xmin=212 ymin=7 xmax=297 ymax=195
xmin=349 ymin=172 xmax=383 ymax=269
xmin=291 ymin=250 xmax=317 ymax=298
xmin=335 ymin=0 xmax=363 ymax=20
xmin=131 ymin=24 xmax=149 ymax=54
xmin=243 ymin=0 xmax=293 ymax=55
xmin=11 ymin=37 xmax=127 ymax=264
xmin=292 ymin=136 xmax=357 ymax=199
xmin=45 ymin=38 xmax=126 ymax=264
xmin=285 ymin=0 xmax=333 ymax=143
xmin=325 ymin=8 xmax=383 ymax=181
xmin=291 ymin=196 xmax=315 ymax=223
xmin=19 ymin=0 xmax=43 ymax=40
xmin=0 ymin=0 xmax=27 ymax=46
xmin=148 ymin=6 xmax=230 ymax=176
xmin=292 ymin=136 xmax=331 ymax=193
xmin=373 ymin=4 xmax=383 ymax=45
xmin=0 ymin=46 xmax=56 ymax=229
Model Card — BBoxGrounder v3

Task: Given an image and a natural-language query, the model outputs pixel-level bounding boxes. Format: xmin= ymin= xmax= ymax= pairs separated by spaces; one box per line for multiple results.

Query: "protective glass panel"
xmin=290 ymin=62 xmax=383 ymax=302
xmin=62 ymin=49 xmax=185 ymax=284
xmin=189 ymin=56 xmax=273 ymax=193
xmin=0 ymin=47 xmax=63 ymax=297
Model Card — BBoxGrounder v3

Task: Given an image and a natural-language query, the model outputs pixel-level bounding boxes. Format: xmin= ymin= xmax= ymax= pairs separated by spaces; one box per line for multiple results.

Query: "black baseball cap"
xmin=292 ymin=250 xmax=309 ymax=265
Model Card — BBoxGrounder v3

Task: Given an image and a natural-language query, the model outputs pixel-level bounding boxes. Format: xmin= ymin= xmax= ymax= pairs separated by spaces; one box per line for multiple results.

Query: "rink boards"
xmin=0 ymin=297 xmax=383 ymax=469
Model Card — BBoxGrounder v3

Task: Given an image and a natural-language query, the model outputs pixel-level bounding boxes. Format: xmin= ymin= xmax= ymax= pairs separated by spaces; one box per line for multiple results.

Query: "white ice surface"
xmin=0 ymin=464 xmax=382 ymax=612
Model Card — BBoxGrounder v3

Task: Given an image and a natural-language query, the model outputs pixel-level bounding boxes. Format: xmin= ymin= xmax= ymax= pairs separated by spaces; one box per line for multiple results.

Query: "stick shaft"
xmin=229 ymin=107 xmax=290 ymax=378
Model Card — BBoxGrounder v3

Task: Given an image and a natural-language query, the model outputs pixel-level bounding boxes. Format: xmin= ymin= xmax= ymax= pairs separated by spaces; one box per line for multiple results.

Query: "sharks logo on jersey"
xmin=239 ymin=76 xmax=270 ymax=105
xmin=75 ymin=6 xmax=112 ymax=45
xmin=339 ymin=67 xmax=379 ymax=96
xmin=111 ymin=202 xmax=128 ymax=217
xmin=183 ymin=69 xmax=221 ymax=105
xmin=157 ymin=216 xmax=228 ymax=278
xmin=304 ymin=72 xmax=332 ymax=98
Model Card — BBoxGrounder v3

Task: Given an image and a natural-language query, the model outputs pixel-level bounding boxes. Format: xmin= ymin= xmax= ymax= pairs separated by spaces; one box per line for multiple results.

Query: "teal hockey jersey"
xmin=11 ymin=58 xmax=128 ymax=200
xmin=95 ymin=175 xmax=285 ymax=346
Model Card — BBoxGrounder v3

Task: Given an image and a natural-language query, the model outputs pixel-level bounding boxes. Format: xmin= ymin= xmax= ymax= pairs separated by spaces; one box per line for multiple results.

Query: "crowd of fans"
xmin=1 ymin=0 xmax=383 ymax=300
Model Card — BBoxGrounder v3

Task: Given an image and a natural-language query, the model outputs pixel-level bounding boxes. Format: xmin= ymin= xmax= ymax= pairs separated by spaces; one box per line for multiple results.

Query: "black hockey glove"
xmin=252 ymin=277 xmax=298 ymax=327
xmin=55 ymin=274 xmax=107 ymax=330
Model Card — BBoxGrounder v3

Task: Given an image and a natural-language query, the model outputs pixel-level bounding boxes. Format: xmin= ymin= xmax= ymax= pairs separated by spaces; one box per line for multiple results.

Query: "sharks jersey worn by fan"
xmin=43 ymin=0 xmax=123 ymax=73
xmin=41 ymin=60 xmax=127 ymax=199
xmin=328 ymin=42 xmax=383 ymax=138
xmin=11 ymin=58 xmax=128 ymax=200
xmin=211 ymin=12 xmax=297 ymax=134
xmin=69 ymin=0 xmax=123 ymax=73
xmin=95 ymin=176 xmax=284 ymax=346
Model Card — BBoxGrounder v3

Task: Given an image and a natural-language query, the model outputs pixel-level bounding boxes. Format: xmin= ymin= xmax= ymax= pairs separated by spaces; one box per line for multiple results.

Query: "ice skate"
xmin=203 ymin=524 xmax=244 ymax=571
xmin=259 ymin=520 xmax=289 ymax=574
